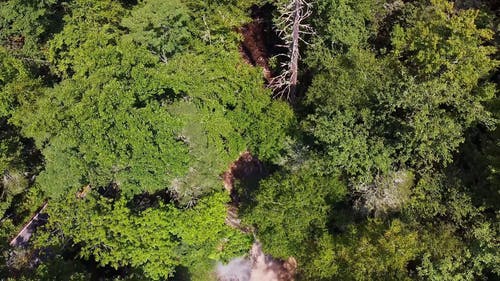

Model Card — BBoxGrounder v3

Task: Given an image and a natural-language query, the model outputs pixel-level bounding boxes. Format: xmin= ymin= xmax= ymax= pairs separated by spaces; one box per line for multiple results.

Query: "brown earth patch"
xmin=217 ymin=242 xmax=297 ymax=281
xmin=222 ymin=151 xmax=264 ymax=232
xmin=239 ymin=20 xmax=273 ymax=82
xmin=238 ymin=4 xmax=285 ymax=84
xmin=222 ymin=151 xmax=264 ymax=201
xmin=220 ymin=153 xmax=297 ymax=280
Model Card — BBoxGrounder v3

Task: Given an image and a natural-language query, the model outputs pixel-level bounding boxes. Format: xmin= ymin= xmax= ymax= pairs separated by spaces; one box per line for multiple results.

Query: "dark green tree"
xmin=304 ymin=0 xmax=498 ymax=182
xmin=241 ymin=164 xmax=346 ymax=267
xmin=0 ymin=0 xmax=61 ymax=59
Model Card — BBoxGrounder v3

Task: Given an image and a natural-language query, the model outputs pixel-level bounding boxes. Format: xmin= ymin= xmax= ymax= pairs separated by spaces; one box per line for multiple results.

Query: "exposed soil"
xmin=249 ymin=242 xmax=297 ymax=281
xmin=221 ymin=153 xmax=297 ymax=281
xmin=238 ymin=4 xmax=285 ymax=83
xmin=222 ymin=151 xmax=265 ymax=232
xmin=217 ymin=242 xmax=296 ymax=281
xmin=239 ymin=20 xmax=273 ymax=81
xmin=222 ymin=151 xmax=265 ymax=201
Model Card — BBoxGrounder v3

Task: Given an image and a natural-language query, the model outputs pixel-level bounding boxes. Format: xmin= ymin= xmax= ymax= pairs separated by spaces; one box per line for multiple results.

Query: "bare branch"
xmin=269 ymin=0 xmax=314 ymax=102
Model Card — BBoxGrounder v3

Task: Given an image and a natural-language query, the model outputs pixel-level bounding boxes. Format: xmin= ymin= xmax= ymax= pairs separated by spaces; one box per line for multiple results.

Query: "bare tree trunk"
xmin=289 ymin=0 xmax=300 ymax=99
xmin=271 ymin=0 xmax=313 ymax=102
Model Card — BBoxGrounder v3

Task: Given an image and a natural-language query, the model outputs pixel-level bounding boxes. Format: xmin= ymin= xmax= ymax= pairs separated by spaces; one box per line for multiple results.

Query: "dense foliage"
xmin=0 ymin=0 xmax=498 ymax=280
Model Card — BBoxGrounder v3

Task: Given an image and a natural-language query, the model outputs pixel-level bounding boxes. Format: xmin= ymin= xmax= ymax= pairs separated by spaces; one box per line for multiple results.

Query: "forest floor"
xmin=238 ymin=4 xmax=285 ymax=84
xmin=239 ymin=19 xmax=273 ymax=82
xmin=217 ymin=241 xmax=297 ymax=281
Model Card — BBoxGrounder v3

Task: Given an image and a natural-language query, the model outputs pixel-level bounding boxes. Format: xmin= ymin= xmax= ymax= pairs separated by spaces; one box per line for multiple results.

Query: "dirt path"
xmin=220 ymin=152 xmax=296 ymax=281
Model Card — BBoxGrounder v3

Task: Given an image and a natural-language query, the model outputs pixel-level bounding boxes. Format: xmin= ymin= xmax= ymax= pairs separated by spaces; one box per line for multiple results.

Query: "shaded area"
xmin=223 ymin=151 xmax=265 ymax=202
xmin=238 ymin=4 xmax=285 ymax=83
xmin=222 ymin=152 xmax=266 ymax=233
xmin=127 ymin=189 xmax=175 ymax=213
xmin=9 ymin=202 xmax=48 ymax=247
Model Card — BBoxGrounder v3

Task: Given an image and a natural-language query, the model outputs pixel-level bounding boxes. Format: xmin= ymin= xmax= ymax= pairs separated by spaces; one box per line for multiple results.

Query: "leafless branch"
xmin=269 ymin=0 xmax=314 ymax=102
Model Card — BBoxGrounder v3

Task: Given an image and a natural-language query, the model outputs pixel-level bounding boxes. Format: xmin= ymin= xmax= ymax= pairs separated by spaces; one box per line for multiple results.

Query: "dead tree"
xmin=270 ymin=0 xmax=313 ymax=102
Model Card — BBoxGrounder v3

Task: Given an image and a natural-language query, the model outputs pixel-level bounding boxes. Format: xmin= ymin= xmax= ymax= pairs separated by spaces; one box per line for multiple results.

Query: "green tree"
xmin=405 ymin=173 xmax=500 ymax=280
xmin=0 ymin=0 xmax=61 ymax=59
xmin=46 ymin=0 xmax=126 ymax=78
xmin=241 ymin=165 xmax=346 ymax=263
xmin=9 ymin=0 xmax=293 ymax=200
xmin=307 ymin=219 xmax=421 ymax=281
xmin=389 ymin=0 xmax=498 ymax=168
xmin=121 ymin=0 xmax=193 ymax=59
xmin=0 ymin=47 xmax=42 ymax=218
xmin=303 ymin=48 xmax=397 ymax=182
xmin=0 ymin=46 xmax=42 ymax=118
xmin=310 ymin=0 xmax=381 ymax=52
xmin=15 ymin=40 xmax=192 ymax=198
xmin=37 ymin=190 xmax=251 ymax=280
xmin=304 ymin=0 xmax=498 ymax=182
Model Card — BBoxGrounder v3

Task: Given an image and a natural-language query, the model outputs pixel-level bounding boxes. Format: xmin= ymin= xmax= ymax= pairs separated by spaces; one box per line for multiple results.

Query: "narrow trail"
xmin=222 ymin=151 xmax=264 ymax=232
xmin=220 ymin=152 xmax=296 ymax=281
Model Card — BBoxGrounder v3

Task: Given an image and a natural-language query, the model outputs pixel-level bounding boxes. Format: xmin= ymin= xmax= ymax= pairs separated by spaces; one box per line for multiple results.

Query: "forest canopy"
xmin=0 ymin=0 xmax=498 ymax=280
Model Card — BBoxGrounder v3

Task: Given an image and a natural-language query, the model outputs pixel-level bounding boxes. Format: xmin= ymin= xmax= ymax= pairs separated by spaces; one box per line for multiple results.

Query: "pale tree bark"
xmin=270 ymin=0 xmax=313 ymax=102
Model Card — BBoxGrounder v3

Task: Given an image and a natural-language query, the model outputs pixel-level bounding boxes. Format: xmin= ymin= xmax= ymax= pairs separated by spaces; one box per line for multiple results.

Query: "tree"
xmin=303 ymin=48 xmax=397 ymax=182
xmin=389 ymin=0 xmax=498 ymax=168
xmin=303 ymin=0 xmax=498 ymax=183
xmin=157 ymin=44 xmax=294 ymax=201
xmin=307 ymin=219 xmax=421 ymax=281
xmin=7 ymin=0 xmax=294 ymax=200
xmin=404 ymin=173 xmax=500 ymax=280
xmin=241 ymin=164 xmax=346 ymax=264
xmin=46 ymin=0 xmax=126 ymax=78
xmin=0 ymin=122 xmax=30 ymax=217
xmin=1 ymin=0 xmax=498 ymax=279
xmin=307 ymin=0 xmax=379 ymax=55
xmin=0 ymin=47 xmax=42 ymax=218
xmin=14 ymin=37 xmax=192 ymax=197
xmin=0 ymin=0 xmax=61 ymax=59
xmin=0 ymin=46 xmax=42 ymax=118
xmin=121 ymin=0 xmax=193 ymax=61
xmin=36 ymin=190 xmax=251 ymax=280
